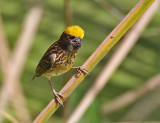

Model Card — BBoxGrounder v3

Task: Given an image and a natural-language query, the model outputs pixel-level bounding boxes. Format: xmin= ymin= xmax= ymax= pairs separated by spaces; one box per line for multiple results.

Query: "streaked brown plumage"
xmin=34 ymin=41 xmax=77 ymax=78
xmin=32 ymin=25 xmax=87 ymax=105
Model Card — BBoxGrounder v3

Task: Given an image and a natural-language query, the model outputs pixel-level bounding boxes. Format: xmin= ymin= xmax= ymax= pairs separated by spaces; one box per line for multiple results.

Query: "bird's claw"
xmin=55 ymin=93 xmax=64 ymax=106
xmin=57 ymin=93 xmax=64 ymax=98
xmin=72 ymin=66 xmax=89 ymax=77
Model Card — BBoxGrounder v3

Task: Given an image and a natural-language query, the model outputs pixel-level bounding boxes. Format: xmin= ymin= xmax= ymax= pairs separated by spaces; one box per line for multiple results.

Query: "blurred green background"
xmin=0 ymin=0 xmax=160 ymax=122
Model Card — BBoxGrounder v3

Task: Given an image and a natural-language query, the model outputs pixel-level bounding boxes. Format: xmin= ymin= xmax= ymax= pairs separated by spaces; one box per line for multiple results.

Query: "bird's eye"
xmin=69 ymin=35 xmax=75 ymax=39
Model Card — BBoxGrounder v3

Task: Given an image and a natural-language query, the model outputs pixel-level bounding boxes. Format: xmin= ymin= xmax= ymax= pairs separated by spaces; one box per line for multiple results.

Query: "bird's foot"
xmin=47 ymin=77 xmax=64 ymax=106
xmin=57 ymin=93 xmax=64 ymax=98
xmin=72 ymin=66 xmax=89 ymax=77
xmin=54 ymin=93 xmax=64 ymax=106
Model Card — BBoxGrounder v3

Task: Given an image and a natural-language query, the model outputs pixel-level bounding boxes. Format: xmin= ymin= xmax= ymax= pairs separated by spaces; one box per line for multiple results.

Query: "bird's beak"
xmin=74 ymin=37 xmax=82 ymax=48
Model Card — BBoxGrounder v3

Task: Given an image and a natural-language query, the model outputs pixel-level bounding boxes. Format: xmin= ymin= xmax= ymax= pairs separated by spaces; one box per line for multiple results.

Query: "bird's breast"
xmin=43 ymin=51 xmax=77 ymax=77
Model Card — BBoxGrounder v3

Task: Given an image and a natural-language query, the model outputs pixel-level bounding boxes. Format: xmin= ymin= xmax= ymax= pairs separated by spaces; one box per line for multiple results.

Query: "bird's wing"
xmin=35 ymin=53 xmax=56 ymax=77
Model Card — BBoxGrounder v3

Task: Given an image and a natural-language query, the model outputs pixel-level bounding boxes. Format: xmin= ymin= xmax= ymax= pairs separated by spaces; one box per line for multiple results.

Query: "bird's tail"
xmin=32 ymin=75 xmax=36 ymax=81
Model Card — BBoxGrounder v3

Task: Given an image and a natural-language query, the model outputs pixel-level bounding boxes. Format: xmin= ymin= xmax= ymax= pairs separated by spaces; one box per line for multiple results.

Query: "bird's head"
xmin=59 ymin=25 xmax=84 ymax=52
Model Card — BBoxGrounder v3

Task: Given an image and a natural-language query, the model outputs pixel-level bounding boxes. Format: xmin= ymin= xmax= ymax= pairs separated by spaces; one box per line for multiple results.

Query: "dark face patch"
xmin=59 ymin=33 xmax=82 ymax=52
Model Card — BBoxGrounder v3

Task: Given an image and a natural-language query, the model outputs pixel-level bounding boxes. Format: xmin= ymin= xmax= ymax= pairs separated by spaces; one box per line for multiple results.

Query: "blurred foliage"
xmin=0 ymin=0 xmax=160 ymax=122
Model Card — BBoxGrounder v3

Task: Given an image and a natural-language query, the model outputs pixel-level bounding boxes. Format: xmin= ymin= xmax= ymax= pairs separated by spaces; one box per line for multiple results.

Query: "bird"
xmin=32 ymin=25 xmax=88 ymax=106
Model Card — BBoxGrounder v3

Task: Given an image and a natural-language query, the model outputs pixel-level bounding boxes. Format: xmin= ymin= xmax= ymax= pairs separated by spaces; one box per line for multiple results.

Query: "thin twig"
xmin=0 ymin=14 xmax=10 ymax=122
xmin=95 ymin=0 xmax=125 ymax=20
xmin=0 ymin=15 xmax=10 ymax=76
xmin=64 ymin=0 xmax=72 ymax=26
xmin=0 ymin=110 xmax=19 ymax=123
xmin=33 ymin=0 xmax=155 ymax=122
xmin=11 ymin=82 xmax=32 ymax=123
xmin=0 ymin=7 xmax=43 ymax=123
xmin=63 ymin=0 xmax=72 ymax=121
xmin=0 ymin=14 xmax=32 ymax=123
xmin=66 ymin=0 xmax=159 ymax=122
xmin=102 ymin=74 xmax=160 ymax=115
xmin=121 ymin=82 xmax=160 ymax=121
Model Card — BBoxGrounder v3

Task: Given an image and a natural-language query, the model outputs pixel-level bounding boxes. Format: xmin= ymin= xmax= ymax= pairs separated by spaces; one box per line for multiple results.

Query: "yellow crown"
xmin=64 ymin=25 xmax=84 ymax=39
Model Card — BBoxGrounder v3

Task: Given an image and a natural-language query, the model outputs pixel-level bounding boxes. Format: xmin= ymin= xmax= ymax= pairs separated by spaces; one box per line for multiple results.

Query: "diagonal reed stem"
xmin=67 ymin=0 xmax=159 ymax=122
xmin=33 ymin=0 xmax=155 ymax=122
